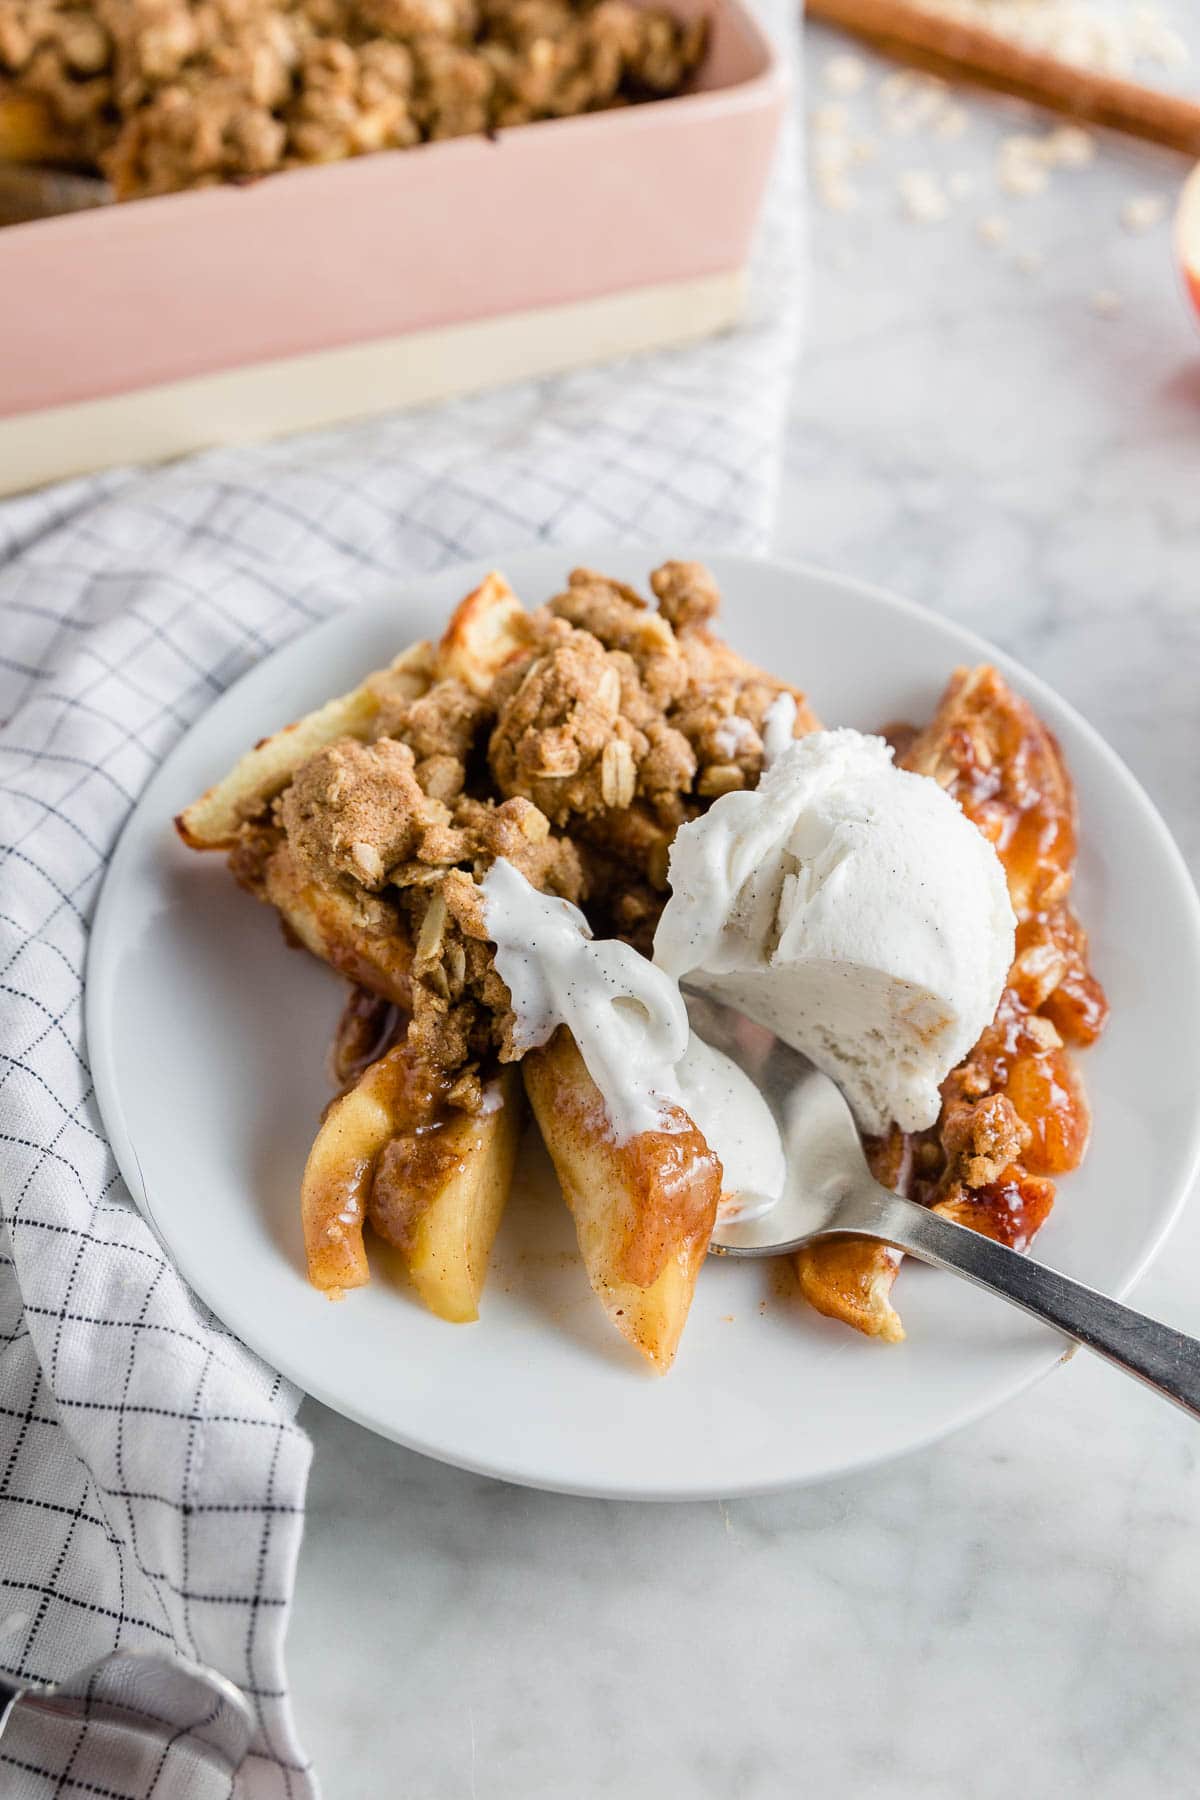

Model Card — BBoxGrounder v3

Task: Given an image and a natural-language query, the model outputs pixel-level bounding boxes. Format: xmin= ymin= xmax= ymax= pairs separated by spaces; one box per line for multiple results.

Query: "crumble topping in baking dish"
xmin=0 ymin=0 xmax=708 ymax=197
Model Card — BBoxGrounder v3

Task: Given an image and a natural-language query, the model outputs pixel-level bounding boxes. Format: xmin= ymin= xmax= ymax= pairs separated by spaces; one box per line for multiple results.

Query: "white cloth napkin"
xmin=0 ymin=32 xmax=800 ymax=1798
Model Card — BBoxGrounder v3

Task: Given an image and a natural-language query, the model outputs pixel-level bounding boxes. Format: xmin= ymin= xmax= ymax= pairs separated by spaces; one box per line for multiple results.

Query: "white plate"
xmin=87 ymin=549 xmax=1200 ymax=1499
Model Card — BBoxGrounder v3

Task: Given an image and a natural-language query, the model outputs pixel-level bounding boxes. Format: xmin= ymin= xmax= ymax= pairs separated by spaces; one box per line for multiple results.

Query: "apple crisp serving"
xmin=0 ymin=0 xmax=707 ymax=198
xmin=178 ymin=562 xmax=1106 ymax=1371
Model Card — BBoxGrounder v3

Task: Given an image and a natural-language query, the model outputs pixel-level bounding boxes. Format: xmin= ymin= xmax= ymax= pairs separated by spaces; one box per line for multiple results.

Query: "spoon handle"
xmin=0 ymin=1674 xmax=22 ymax=1740
xmin=859 ymin=1191 xmax=1200 ymax=1420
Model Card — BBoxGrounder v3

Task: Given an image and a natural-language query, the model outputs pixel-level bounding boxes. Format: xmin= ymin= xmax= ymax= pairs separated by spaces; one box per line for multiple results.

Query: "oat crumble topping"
xmin=0 ymin=0 xmax=707 ymax=196
xmin=223 ymin=560 xmax=813 ymax=1097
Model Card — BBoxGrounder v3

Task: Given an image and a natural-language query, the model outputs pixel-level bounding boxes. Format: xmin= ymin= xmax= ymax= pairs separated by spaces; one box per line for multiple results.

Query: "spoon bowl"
xmin=0 ymin=1646 xmax=255 ymax=1770
xmin=686 ymin=988 xmax=1200 ymax=1421
xmin=683 ymin=988 xmax=873 ymax=1257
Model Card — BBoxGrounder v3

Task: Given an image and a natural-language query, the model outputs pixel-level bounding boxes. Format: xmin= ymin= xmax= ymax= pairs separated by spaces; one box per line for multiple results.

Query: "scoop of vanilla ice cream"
xmin=653 ymin=727 xmax=1016 ymax=1136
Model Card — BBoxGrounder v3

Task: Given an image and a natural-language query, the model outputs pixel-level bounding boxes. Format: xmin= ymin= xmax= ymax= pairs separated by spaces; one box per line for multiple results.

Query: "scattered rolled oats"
xmin=1120 ymin=192 xmax=1168 ymax=233
xmin=823 ymin=51 xmax=866 ymax=95
xmin=812 ymin=102 xmax=849 ymax=135
xmin=898 ymin=168 xmax=949 ymax=222
xmin=808 ymin=1 xmax=1189 ymax=243
xmin=1043 ymin=124 xmax=1096 ymax=169
xmin=998 ymin=135 xmax=1050 ymax=197
xmin=815 ymin=171 xmax=858 ymax=213
xmin=813 ymin=134 xmax=849 ymax=173
xmin=934 ymin=103 xmax=969 ymax=141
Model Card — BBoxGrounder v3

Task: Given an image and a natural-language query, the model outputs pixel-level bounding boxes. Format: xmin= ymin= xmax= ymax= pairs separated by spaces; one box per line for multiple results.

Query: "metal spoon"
xmin=687 ymin=991 xmax=1200 ymax=1419
xmin=0 ymin=1647 xmax=254 ymax=1769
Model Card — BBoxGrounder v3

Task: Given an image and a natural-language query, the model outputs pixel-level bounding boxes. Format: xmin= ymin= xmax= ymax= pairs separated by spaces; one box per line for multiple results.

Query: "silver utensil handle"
xmin=0 ymin=1674 xmax=22 ymax=1740
xmin=864 ymin=1192 xmax=1200 ymax=1421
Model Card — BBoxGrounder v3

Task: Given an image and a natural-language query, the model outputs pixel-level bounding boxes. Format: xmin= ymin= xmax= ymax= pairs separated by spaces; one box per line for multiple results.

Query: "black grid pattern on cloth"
xmin=0 ymin=65 xmax=800 ymax=1796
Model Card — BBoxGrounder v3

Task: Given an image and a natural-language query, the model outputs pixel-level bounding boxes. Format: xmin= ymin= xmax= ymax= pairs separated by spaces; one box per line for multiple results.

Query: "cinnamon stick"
xmin=808 ymin=0 xmax=1200 ymax=157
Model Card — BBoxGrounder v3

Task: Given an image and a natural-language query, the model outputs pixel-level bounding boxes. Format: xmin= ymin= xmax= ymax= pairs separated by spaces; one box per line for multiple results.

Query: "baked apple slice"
xmin=435 ymin=571 xmax=528 ymax=695
xmin=796 ymin=1241 xmax=905 ymax=1343
xmin=175 ymin=638 xmax=435 ymax=850
xmin=258 ymin=840 xmax=415 ymax=1008
xmin=369 ymin=1067 xmax=522 ymax=1324
xmin=522 ymin=1029 xmax=722 ymax=1374
xmin=301 ymin=1042 xmax=521 ymax=1320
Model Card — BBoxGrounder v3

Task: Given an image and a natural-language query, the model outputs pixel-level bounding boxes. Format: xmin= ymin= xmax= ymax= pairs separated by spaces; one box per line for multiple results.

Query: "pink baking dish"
xmin=0 ymin=0 xmax=786 ymax=494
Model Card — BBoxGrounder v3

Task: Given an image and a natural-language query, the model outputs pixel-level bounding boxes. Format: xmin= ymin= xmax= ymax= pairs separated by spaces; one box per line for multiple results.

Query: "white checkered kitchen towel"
xmin=0 ymin=29 xmax=801 ymax=1800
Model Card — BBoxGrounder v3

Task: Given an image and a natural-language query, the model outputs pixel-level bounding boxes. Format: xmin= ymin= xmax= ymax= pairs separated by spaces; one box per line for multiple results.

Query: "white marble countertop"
xmin=288 ymin=24 xmax=1200 ymax=1796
